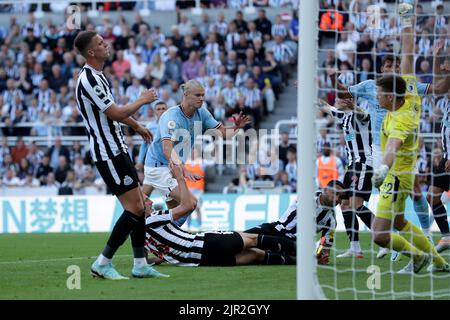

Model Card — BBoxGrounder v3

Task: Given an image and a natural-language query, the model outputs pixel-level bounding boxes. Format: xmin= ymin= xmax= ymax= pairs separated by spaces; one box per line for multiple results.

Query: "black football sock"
xmin=130 ymin=214 xmax=146 ymax=259
xmin=263 ymin=251 xmax=286 ymax=265
xmin=342 ymin=210 xmax=359 ymax=242
xmin=102 ymin=210 xmax=141 ymax=259
xmin=356 ymin=205 xmax=374 ymax=229
xmin=432 ymin=201 xmax=450 ymax=236
xmin=256 ymin=235 xmax=296 ymax=255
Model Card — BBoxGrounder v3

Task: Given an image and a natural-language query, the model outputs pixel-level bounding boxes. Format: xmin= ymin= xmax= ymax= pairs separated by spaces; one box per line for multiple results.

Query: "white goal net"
xmin=298 ymin=0 xmax=450 ymax=300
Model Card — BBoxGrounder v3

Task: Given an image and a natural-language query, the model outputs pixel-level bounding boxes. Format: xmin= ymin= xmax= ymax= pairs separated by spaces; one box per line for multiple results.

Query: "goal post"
xmin=297 ymin=0 xmax=323 ymax=300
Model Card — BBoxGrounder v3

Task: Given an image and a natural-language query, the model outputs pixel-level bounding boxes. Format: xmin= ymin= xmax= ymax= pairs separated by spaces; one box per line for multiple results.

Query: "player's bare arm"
xmin=399 ymin=4 xmax=414 ymax=75
xmin=104 ymin=89 xmax=158 ymax=121
xmin=216 ymin=112 xmax=251 ymax=138
xmin=121 ymin=117 xmax=153 ymax=143
xmin=327 ymin=68 xmax=353 ymax=99
xmin=427 ymin=40 xmax=450 ymax=95
xmin=168 ymin=162 xmax=197 ymax=220
xmin=162 ymin=139 xmax=201 ymax=181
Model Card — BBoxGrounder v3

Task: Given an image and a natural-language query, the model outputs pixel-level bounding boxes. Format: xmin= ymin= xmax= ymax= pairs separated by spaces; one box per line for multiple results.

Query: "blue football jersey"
xmin=145 ymin=105 xmax=220 ymax=166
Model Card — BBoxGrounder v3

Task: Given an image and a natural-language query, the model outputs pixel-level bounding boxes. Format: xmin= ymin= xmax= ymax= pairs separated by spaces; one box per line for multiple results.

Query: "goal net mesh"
xmin=310 ymin=0 xmax=450 ymax=299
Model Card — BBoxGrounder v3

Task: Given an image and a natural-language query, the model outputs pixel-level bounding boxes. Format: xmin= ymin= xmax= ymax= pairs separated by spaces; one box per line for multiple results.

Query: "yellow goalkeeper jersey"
xmin=380 ymin=75 xmax=422 ymax=177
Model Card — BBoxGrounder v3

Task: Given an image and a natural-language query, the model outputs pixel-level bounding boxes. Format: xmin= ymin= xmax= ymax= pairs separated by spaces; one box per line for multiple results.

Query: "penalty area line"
xmin=0 ymin=254 xmax=133 ymax=265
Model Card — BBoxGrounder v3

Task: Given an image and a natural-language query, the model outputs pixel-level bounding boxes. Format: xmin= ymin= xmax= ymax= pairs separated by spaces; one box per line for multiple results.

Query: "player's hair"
xmin=154 ymin=100 xmax=167 ymax=108
xmin=74 ymin=31 xmax=98 ymax=56
xmin=180 ymin=79 xmax=203 ymax=93
xmin=376 ymin=75 xmax=406 ymax=96
xmin=381 ymin=54 xmax=401 ymax=67
xmin=326 ymin=180 xmax=348 ymax=199
xmin=326 ymin=179 xmax=346 ymax=190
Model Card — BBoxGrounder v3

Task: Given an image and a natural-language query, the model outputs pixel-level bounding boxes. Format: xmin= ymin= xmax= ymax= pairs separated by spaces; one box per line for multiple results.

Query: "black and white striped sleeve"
xmin=145 ymin=210 xmax=173 ymax=229
xmin=80 ymin=69 xmax=114 ymax=113
xmin=329 ymin=106 xmax=346 ymax=124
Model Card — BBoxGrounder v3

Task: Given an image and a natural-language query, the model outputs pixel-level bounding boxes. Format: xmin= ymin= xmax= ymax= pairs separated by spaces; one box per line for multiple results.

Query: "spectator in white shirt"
xmin=130 ymin=54 xmax=148 ymax=80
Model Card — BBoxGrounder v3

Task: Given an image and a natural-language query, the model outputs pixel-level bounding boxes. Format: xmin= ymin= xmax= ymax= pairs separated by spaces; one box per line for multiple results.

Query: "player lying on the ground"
xmin=144 ymin=162 xmax=296 ymax=267
xmin=371 ymin=2 xmax=449 ymax=274
xmin=244 ymin=179 xmax=347 ymax=265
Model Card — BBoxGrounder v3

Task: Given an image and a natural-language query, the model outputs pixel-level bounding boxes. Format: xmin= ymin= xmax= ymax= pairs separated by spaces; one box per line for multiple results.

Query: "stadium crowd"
xmin=0 ymin=2 xmax=299 ymax=194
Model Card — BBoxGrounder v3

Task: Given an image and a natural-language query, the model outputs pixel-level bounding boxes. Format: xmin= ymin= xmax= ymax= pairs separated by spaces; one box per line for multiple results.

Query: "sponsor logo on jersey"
xmin=124 ymin=175 xmax=133 ymax=186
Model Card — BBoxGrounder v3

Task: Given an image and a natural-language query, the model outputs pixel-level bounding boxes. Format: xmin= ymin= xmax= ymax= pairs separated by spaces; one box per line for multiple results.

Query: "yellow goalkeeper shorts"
xmin=375 ymin=173 xmax=413 ymax=220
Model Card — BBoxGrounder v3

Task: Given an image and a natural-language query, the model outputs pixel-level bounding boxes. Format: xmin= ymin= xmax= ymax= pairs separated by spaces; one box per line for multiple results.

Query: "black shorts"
xmin=343 ymin=163 xmax=373 ymax=201
xmin=431 ymin=157 xmax=449 ymax=191
xmin=199 ymin=231 xmax=244 ymax=267
xmin=245 ymin=223 xmax=281 ymax=237
xmin=95 ymin=152 xmax=139 ymax=196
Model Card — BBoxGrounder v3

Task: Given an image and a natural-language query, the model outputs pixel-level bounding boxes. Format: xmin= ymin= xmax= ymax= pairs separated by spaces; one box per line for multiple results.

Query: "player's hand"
xmin=143 ymin=198 xmax=153 ymax=217
xmin=184 ymin=171 xmax=203 ymax=181
xmin=233 ymin=112 xmax=251 ymax=129
xmin=140 ymin=88 xmax=158 ymax=104
xmin=169 ymin=162 xmax=184 ymax=180
xmin=335 ymin=98 xmax=354 ymax=110
xmin=371 ymin=164 xmax=389 ymax=188
xmin=445 ymin=159 xmax=450 ymax=172
xmin=135 ymin=124 xmax=153 ymax=143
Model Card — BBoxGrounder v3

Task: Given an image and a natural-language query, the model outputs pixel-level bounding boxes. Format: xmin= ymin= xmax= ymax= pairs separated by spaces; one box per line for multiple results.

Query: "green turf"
xmin=318 ymin=232 xmax=450 ymax=300
xmin=0 ymin=233 xmax=295 ymax=300
xmin=1 ymin=232 xmax=449 ymax=300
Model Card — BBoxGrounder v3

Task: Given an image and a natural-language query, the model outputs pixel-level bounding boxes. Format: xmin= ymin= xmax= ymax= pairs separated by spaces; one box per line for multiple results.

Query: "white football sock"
xmin=134 ymin=258 xmax=147 ymax=267
xmin=96 ymin=254 xmax=111 ymax=266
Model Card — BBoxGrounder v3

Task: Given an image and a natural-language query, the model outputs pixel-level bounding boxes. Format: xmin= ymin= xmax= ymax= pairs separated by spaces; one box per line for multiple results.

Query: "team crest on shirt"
xmin=406 ymin=79 xmax=415 ymax=93
xmin=168 ymin=121 xmax=176 ymax=129
xmin=93 ymin=85 xmax=105 ymax=97
xmin=124 ymin=175 xmax=133 ymax=186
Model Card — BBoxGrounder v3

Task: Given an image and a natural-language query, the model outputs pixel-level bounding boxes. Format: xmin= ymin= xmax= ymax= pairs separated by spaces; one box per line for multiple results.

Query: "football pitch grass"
xmin=1 ymin=232 xmax=449 ymax=300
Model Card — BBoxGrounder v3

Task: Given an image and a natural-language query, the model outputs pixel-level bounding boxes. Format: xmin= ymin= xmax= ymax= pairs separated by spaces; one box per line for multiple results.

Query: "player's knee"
xmin=186 ymin=197 xmax=198 ymax=212
xmin=427 ymin=192 xmax=439 ymax=206
xmin=373 ymin=233 xmax=390 ymax=247
xmin=127 ymin=202 xmax=145 ymax=216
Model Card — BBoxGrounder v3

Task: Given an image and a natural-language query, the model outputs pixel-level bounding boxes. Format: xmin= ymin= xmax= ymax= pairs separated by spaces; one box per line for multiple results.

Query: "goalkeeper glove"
xmin=398 ymin=2 xmax=414 ymax=28
xmin=372 ymin=164 xmax=389 ymax=188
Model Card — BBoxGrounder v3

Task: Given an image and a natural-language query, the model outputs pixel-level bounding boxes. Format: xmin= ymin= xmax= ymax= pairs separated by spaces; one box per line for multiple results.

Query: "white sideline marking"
xmin=0 ymin=254 xmax=132 ymax=265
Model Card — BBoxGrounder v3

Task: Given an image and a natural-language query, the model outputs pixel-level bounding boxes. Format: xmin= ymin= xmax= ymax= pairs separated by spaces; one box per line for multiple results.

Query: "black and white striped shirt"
xmin=269 ymin=194 xmax=336 ymax=244
xmin=145 ymin=210 xmax=205 ymax=267
xmin=330 ymin=106 xmax=373 ymax=167
xmin=273 ymin=43 xmax=293 ymax=63
xmin=315 ymin=193 xmax=336 ymax=247
xmin=271 ymin=23 xmax=288 ymax=38
xmin=437 ymin=96 xmax=450 ymax=159
xmin=75 ymin=64 xmax=127 ymax=162
xmin=240 ymin=87 xmax=261 ymax=109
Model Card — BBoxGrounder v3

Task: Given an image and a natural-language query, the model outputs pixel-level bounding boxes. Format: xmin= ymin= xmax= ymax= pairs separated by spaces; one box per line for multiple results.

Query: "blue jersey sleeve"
xmin=159 ymin=110 xmax=181 ymax=141
xmin=417 ymin=82 xmax=430 ymax=97
xmin=348 ymin=80 xmax=374 ymax=99
xmin=137 ymin=122 xmax=153 ymax=164
xmin=137 ymin=142 xmax=148 ymax=164
xmin=199 ymin=106 xmax=220 ymax=133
